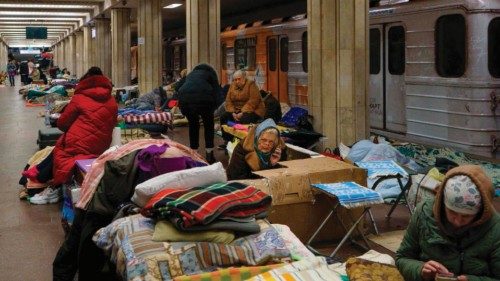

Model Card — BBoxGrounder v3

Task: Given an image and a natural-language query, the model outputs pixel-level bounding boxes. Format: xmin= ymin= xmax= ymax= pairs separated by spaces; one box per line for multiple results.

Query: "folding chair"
xmin=306 ymin=182 xmax=384 ymax=258
xmin=356 ymin=160 xmax=415 ymax=218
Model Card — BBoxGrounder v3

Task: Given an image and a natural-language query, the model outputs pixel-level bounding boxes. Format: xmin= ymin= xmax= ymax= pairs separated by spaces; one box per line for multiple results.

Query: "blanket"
xmin=93 ymin=214 xmax=300 ymax=281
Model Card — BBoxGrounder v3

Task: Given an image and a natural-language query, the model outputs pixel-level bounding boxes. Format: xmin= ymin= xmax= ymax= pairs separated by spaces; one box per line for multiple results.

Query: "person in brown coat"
xmin=219 ymin=70 xmax=266 ymax=148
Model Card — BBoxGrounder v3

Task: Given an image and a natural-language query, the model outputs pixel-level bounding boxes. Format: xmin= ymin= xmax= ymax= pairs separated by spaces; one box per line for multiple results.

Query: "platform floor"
xmin=0 ymin=76 xmax=497 ymax=280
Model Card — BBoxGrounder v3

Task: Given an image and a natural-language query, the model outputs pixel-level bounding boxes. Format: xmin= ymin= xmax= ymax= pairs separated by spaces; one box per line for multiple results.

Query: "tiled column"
xmin=307 ymin=0 xmax=368 ymax=147
xmin=111 ymin=8 xmax=131 ymax=87
xmin=186 ymin=0 xmax=220 ymax=73
xmin=52 ymin=44 xmax=57 ymax=66
xmin=75 ymin=31 xmax=84 ymax=78
xmin=82 ymin=25 xmax=94 ymax=72
xmin=94 ymin=18 xmax=112 ymax=78
xmin=137 ymin=0 xmax=162 ymax=94
xmin=0 ymin=42 xmax=5 ymax=71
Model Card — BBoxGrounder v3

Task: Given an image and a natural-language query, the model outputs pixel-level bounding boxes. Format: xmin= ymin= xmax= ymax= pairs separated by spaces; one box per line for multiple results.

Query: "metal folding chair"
xmin=306 ymin=182 xmax=384 ymax=258
xmin=356 ymin=160 xmax=415 ymax=218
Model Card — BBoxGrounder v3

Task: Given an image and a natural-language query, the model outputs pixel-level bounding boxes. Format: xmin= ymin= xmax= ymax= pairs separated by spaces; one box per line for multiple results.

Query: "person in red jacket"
xmin=23 ymin=67 xmax=118 ymax=204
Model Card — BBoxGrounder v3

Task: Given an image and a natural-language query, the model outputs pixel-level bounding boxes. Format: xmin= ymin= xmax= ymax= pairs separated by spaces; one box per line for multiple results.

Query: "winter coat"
xmin=53 ymin=75 xmax=118 ymax=185
xmin=225 ymin=79 xmax=266 ymax=117
xmin=396 ymin=165 xmax=500 ymax=281
xmin=227 ymin=119 xmax=287 ymax=180
xmin=178 ymin=64 xmax=220 ymax=109
xmin=136 ymin=87 xmax=166 ymax=109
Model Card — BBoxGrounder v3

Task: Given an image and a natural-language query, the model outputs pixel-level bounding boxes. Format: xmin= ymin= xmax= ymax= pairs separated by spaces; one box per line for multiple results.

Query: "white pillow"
xmin=131 ymin=162 xmax=227 ymax=207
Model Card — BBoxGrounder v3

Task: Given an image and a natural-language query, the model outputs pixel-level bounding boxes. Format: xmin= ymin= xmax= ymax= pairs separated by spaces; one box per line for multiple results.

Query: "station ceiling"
xmin=0 ymin=0 xmax=306 ymax=48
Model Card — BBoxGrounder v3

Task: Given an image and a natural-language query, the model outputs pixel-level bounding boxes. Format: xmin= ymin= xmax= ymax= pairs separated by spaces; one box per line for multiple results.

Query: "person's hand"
xmin=232 ymin=112 xmax=239 ymax=121
xmin=456 ymin=275 xmax=468 ymax=281
xmin=270 ymin=147 xmax=281 ymax=166
xmin=155 ymin=106 xmax=162 ymax=112
xmin=421 ymin=260 xmax=451 ymax=280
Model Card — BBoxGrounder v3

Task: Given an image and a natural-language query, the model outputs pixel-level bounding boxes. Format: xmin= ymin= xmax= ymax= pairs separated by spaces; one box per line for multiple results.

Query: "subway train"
xmin=164 ymin=0 xmax=499 ymax=159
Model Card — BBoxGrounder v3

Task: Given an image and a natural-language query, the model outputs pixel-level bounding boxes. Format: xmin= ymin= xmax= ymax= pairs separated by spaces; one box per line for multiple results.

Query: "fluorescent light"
xmin=164 ymin=3 xmax=182 ymax=9
xmin=0 ymin=4 xmax=93 ymax=9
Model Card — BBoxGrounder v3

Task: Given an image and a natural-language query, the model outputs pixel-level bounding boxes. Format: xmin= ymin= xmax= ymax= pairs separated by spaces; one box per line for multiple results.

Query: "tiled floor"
xmin=0 ymin=77 xmax=497 ymax=280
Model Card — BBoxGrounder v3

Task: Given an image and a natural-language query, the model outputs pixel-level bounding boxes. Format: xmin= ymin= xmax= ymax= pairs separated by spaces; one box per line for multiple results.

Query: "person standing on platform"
xmin=219 ymin=70 xmax=265 ymax=149
xmin=396 ymin=165 xmax=500 ymax=281
xmin=6 ymin=59 xmax=16 ymax=86
xmin=177 ymin=63 xmax=221 ymax=164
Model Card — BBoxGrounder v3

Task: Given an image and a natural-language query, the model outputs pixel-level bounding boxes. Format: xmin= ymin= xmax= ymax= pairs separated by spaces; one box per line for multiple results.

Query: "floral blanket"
xmin=93 ymin=214 xmax=311 ymax=281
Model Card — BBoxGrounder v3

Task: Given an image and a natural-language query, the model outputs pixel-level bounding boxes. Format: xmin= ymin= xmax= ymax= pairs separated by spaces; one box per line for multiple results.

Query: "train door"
xmin=267 ymin=35 xmax=289 ymax=103
xmin=369 ymin=23 xmax=406 ymax=133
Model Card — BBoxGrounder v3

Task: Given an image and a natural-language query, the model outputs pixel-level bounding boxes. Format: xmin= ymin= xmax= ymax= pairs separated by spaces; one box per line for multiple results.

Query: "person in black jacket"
xmin=178 ymin=63 xmax=221 ymax=163
xmin=260 ymin=90 xmax=282 ymax=123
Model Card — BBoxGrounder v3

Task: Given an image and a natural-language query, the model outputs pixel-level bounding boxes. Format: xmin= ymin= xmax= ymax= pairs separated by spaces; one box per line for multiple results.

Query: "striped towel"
xmin=312 ymin=182 xmax=383 ymax=209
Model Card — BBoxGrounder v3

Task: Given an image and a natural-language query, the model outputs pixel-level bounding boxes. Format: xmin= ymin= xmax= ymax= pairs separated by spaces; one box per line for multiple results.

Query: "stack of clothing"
xmin=142 ymin=181 xmax=272 ymax=234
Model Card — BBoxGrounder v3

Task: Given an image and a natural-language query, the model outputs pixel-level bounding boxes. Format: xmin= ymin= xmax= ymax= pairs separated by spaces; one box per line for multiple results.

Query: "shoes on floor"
xmin=29 ymin=187 xmax=60 ymax=205
xmin=206 ymin=151 xmax=216 ymax=164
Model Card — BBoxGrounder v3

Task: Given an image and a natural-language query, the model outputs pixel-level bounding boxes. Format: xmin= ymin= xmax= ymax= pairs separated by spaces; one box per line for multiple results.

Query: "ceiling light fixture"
xmin=164 ymin=3 xmax=182 ymax=9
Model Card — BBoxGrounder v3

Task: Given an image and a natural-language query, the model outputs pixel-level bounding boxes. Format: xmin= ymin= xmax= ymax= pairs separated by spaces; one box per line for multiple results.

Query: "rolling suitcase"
xmin=37 ymin=127 xmax=63 ymax=149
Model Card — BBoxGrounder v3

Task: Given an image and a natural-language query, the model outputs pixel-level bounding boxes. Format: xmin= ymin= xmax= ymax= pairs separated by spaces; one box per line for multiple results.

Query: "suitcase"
xmin=37 ymin=127 xmax=63 ymax=149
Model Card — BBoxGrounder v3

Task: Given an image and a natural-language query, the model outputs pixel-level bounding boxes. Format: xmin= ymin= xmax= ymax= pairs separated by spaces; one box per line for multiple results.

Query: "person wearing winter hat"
xmin=396 ymin=165 xmax=500 ymax=281
xmin=226 ymin=118 xmax=287 ymax=180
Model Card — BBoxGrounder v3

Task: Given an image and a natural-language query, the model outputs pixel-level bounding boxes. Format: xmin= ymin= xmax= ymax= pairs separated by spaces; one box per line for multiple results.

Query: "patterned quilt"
xmin=93 ymin=214 xmax=311 ymax=281
xmin=397 ymin=143 xmax=499 ymax=189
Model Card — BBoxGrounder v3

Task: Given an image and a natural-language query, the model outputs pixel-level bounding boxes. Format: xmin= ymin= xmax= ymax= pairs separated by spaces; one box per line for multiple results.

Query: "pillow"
xmin=152 ymin=220 xmax=235 ymax=243
xmin=346 ymin=257 xmax=404 ymax=281
xmin=131 ymin=162 xmax=227 ymax=207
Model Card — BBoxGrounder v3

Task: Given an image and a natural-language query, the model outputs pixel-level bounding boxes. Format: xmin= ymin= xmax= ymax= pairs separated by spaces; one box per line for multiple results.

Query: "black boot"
xmin=205 ymin=151 xmax=216 ymax=164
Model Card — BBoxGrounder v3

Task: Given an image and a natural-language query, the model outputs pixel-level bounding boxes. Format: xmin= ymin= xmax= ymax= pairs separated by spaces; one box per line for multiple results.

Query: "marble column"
xmin=61 ymin=38 xmax=67 ymax=69
xmin=94 ymin=18 xmax=112 ymax=77
xmin=82 ymin=25 xmax=94 ymax=72
xmin=307 ymin=0 xmax=368 ymax=148
xmin=111 ymin=8 xmax=131 ymax=87
xmin=137 ymin=0 xmax=162 ymax=94
xmin=67 ymin=33 xmax=76 ymax=76
xmin=186 ymin=0 xmax=220 ymax=73
xmin=75 ymin=31 xmax=84 ymax=78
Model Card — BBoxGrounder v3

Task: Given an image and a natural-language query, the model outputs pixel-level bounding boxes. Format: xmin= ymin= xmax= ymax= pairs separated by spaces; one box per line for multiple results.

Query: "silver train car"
xmin=165 ymin=0 xmax=499 ymax=159
xmin=369 ymin=0 xmax=499 ymax=159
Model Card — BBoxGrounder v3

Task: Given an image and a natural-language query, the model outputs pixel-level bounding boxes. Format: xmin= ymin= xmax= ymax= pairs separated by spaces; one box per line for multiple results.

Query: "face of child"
xmin=444 ymin=207 xmax=476 ymax=229
xmin=257 ymin=132 xmax=278 ymax=153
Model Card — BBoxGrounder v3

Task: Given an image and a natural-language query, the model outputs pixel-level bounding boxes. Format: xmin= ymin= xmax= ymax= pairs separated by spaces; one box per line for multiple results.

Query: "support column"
xmin=0 ymin=42 xmax=5 ymax=72
xmin=186 ymin=0 xmax=221 ymax=73
xmin=111 ymin=8 xmax=131 ymax=87
xmin=75 ymin=31 xmax=84 ymax=78
xmin=307 ymin=0 xmax=368 ymax=148
xmin=137 ymin=0 xmax=162 ymax=94
xmin=68 ymin=34 xmax=76 ymax=76
xmin=82 ymin=25 xmax=94 ymax=72
xmin=53 ymin=44 xmax=58 ymax=66
xmin=61 ymin=38 xmax=67 ymax=68
xmin=94 ymin=18 xmax=112 ymax=77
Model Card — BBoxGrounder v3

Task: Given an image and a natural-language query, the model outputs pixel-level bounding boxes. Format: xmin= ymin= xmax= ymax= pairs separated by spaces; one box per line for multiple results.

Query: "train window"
xmin=302 ymin=32 xmax=308 ymax=72
xmin=435 ymin=14 xmax=466 ymax=77
xmin=370 ymin=28 xmax=380 ymax=74
xmin=234 ymin=37 xmax=256 ymax=70
xmin=488 ymin=17 xmax=500 ymax=78
xmin=280 ymin=37 xmax=289 ymax=72
xmin=221 ymin=44 xmax=227 ymax=70
xmin=268 ymin=38 xmax=277 ymax=71
xmin=388 ymin=26 xmax=405 ymax=75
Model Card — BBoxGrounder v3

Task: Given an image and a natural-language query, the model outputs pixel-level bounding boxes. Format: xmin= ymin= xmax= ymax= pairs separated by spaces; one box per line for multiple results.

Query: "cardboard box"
xmin=239 ymin=157 xmax=368 ymax=242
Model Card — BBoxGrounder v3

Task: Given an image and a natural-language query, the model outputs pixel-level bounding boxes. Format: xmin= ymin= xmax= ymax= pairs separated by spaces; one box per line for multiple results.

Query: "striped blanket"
xmin=142 ymin=182 xmax=272 ymax=228
xmin=122 ymin=111 xmax=173 ymax=125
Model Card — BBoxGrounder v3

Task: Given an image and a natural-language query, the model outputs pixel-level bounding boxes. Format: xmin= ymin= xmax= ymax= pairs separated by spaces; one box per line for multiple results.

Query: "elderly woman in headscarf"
xmin=226 ymin=118 xmax=287 ymax=180
xmin=396 ymin=165 xmax=500 ymax=281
